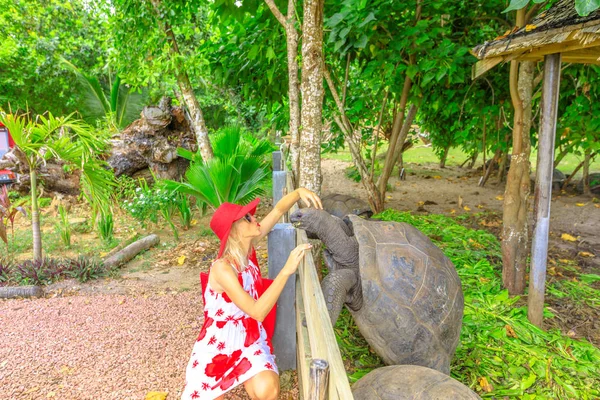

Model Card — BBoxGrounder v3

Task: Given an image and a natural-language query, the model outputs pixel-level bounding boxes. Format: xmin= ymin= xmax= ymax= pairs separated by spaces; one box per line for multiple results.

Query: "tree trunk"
xmin=30 ymin=168 xmax=42 ymax=262
xmin=391 ymin=104 xmax=419 ymax=170
xmin=480 ymin=149 xmax=501 ymax=187
xmin=324 ymin=69 xmax=383 ymax=213
xmin=286 ymin=1 xmax=301 ymax=185
xmin=553 ymin=143 xmax=573 ymax=168
xmin=176 ymin=72 xmax=214 ymax=161
xmin=298 ymin=0 xmax=324 ymax=194
xmin=439 ymin=145 xmax=450 ymax=169
xmin=150 ymin=0 xmax=213 ymax=161
xmin=497 ymin=151 xmax=507 ymax=182
xmin=583 ymin=148 xmax=591 ymax=195
xmin=502 ymin=48 xmax=534 ymax=297
xmin=378 ymin=77 xmax=412 ymax=193
xmin=467 ymin=151 xmax=479 ymax=169
xmin=562 ymin=152 xmax=596 ymax=190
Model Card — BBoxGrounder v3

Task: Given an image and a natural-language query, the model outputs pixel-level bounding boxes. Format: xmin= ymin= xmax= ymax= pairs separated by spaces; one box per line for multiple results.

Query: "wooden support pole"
xmin=528 ymin=53 xmax=562 ymax=328
xmin=268 ymin=223 xmax=297 ymax=370
xmin=308 ymin=359 xmax=329 ymax=400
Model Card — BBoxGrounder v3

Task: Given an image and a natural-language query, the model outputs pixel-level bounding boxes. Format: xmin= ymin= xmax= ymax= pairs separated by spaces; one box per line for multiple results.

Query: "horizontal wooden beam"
xmin=472 ymin=56 xmax=504 ymax=79
xmin=517 ymin=38 xmax=600 ymax=60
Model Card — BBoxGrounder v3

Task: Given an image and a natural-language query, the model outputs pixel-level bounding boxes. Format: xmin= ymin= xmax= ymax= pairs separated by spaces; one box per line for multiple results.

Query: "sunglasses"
xmin=242 ymin=213 xmax=253 ymax=223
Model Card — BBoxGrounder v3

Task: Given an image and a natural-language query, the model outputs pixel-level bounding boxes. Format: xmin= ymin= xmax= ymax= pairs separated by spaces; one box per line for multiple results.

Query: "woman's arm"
xmin=253 ymin=188 xmax=322 ymax=243
xmin=210 ymin=244 xmax=311 ymax=322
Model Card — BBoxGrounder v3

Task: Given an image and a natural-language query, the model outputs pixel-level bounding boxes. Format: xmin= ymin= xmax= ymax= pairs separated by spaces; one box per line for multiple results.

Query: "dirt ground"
xmin=321 ymin=157 xmax=600 ymax=271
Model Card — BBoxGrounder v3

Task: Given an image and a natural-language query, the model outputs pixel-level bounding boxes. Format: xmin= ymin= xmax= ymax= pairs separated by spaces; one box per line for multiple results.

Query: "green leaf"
xmin=247 ymin=45 xmax=259 ymax=60
xmin=355 ymin=34 xmax=368 ymax=49
xmin=358 ymin=12 xmax=376 ymax=28
xmin=503 ymin=0 xmax=530 ymax=13
xmin=575 ymin=0 xmax=600 ymax=16
xmin=406 ymin=65 xmax=418 ymax=80
xmin=520 ymin=372 xmax=537 ymax=390
xmin=339 ymin=26 xmax=351 ymax=39
xmin=328 ymin=11 xmax=348 ymax=28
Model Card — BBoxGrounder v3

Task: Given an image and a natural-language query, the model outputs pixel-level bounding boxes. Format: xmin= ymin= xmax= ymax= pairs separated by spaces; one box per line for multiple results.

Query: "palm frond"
xmin=212 ymin=125 xmax=242 ymax=158
xmin=61 ymin=58 xmax=110 ymax=120
xmin=80 ymin=162 xmax=116 ymax=209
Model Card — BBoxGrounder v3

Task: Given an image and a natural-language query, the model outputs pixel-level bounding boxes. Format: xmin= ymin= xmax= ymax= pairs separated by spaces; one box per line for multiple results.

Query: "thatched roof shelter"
xmin=471 ymin=0 xmax=600 ymax=78
xmin=470 ymin=0 xmax=600 ymax=328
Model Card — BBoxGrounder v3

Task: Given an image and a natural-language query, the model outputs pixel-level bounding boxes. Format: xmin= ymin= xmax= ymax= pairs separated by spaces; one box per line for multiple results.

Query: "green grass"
xmin=325 ymin=146 xmax=600 ymax=178
xmin=334 ymin=210 xmax=600 ymax=399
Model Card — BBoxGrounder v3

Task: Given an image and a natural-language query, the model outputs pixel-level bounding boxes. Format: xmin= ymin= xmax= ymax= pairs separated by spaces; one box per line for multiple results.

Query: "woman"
xmin=181 ymin=188 xmax=322 ymax=400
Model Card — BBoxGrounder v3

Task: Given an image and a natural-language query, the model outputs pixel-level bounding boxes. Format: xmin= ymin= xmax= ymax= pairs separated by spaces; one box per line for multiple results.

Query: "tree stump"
xmin=108 ymin=97 xmax=197 ymax=180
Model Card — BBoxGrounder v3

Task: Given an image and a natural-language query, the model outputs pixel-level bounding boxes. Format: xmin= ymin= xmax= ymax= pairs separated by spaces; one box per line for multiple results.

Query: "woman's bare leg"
xmin=243 ymin=370 xmax=280 ymax=400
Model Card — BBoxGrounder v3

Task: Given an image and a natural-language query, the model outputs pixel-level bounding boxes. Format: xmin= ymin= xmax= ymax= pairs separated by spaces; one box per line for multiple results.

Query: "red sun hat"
xmin=210 ymin=198 xmax=260 ymax=259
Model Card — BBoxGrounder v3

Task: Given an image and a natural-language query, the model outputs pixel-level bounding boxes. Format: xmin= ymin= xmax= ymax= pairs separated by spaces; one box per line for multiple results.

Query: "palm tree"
xmin=0 ymin=111 xmax=115 ymax=261
xmin=62 ymin=59 xmax=147 ymax=130
xmin=165 ymin=125 xmax=275 ymax=208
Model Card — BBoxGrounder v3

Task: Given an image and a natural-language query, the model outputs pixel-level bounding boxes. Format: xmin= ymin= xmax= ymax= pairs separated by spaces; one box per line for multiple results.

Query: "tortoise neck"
xmin=315 ymin=216 xmax=359 ymax=267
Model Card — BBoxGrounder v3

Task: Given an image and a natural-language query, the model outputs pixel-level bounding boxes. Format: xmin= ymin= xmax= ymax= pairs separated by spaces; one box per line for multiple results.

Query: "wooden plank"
xmin=472 ymin=56 xmax=504 ymax=79
xmin=268 ymin=224 xmax=297 ymax=371
xmin=516 ymin=38 xmax=600 ymax=60
xmin=528 ymin=53 xmax=562 ymax=328
xmin=297 ymin=230 xmax=353 ymax=400
xmin=296 ymin=278 xmax=312 ymax=399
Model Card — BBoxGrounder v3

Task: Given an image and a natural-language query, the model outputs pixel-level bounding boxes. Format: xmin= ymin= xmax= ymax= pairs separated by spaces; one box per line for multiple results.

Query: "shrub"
xmin=12 ymin=258 xmax=62 ymax=285
xmin=65 ymin=256 xmax=108 ymax=283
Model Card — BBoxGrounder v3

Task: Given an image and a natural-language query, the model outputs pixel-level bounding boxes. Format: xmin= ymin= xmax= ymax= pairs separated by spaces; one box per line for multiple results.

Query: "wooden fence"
xmin=268 ymin=151 xmax=353 ymax=399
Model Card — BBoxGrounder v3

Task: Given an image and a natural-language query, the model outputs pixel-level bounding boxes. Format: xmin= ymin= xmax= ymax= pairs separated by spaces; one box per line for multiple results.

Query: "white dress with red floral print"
xmin=181 ymin=259 xmax=278 ymax=400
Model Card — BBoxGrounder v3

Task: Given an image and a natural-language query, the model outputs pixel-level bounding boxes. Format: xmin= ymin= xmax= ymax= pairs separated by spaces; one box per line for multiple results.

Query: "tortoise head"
xmin=290 ymin=208 xmax=330 ymax=236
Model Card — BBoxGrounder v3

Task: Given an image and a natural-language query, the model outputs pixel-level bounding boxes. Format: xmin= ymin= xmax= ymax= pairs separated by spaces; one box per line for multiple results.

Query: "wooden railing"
xmin=268 ymin=151 xmax=353 ymax=399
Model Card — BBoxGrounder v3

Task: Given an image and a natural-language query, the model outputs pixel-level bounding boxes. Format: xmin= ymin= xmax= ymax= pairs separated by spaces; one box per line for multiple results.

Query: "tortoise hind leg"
xmin=321 ymin=269 xmax=361 ymax=325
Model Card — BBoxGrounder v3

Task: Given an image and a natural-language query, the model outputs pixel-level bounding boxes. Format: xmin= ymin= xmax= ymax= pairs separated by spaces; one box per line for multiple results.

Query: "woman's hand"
xmin=297 ymin=188 xmax=323 ymax=209
xmin=282 ymin=243 xmax=313 ymax=276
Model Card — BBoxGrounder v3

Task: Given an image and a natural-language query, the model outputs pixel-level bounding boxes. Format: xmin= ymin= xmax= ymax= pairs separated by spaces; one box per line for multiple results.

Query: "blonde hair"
xmin=222 ymin=220 xmax=250 ymax=271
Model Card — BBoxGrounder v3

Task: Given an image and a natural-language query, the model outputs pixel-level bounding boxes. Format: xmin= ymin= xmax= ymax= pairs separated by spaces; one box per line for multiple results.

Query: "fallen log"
xmin=103 ymin=234 xmax=160 ymax=269
xmin=104 ymin=232 xmax=140 ymax=259
xmin=0 ymin=285 xmax=44 ymax=299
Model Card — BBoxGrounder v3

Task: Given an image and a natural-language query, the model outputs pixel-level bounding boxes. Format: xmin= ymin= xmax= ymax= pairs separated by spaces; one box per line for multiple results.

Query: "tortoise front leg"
xmin=321 ymin=269 xmax=360 ymax=325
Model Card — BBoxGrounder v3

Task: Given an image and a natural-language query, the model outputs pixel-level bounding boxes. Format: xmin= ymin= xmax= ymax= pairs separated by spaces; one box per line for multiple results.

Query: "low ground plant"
xmin=54 ymin=205 xmax=72 ymax=247
xmin=97 ymin=209 xmax=115 ymax=244
xmin=1 ymin=256 xmax=111 ymax=286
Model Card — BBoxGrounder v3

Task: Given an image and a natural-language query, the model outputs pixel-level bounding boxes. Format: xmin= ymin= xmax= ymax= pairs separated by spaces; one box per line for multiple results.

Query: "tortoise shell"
xmin=322 ymin=193 xmax=373 ymax=219
xmin=352 ymin=365 xmax=480 ymax=400
xmin=348 ymin=215 xmax=464 ymax=374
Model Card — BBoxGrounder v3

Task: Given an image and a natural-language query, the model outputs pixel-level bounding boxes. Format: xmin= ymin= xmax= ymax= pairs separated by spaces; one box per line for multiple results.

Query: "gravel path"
xmin=0 ymin=290 xmax=261 ymax=400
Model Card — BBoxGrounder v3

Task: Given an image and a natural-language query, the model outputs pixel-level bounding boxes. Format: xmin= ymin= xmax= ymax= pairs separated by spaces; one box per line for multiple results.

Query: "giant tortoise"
xmin=321 ymin=193 xmax=373 ymax=219
xmin=290 ymin=209 xmax=464 ymax=374
xmin=352 ymin=365 xmax=481 ymax=400
xmin=576 ymin=172 xmax=600 ymax=194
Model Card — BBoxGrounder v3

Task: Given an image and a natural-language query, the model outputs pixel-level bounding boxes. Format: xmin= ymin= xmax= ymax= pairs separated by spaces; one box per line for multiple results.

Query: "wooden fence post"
xmin=268 ymin=223 xmax=297 ymax=371
xmin=309 ymin=359 xmax=330 ymax=400
xmin=273 ymin=150 xmax=283 ymax=172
